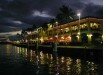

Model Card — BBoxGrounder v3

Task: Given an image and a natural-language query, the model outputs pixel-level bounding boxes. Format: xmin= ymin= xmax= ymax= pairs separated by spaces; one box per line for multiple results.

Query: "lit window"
xmin=84 ymin=24 xmax=87 ymax=26
xmin=94 ymin=23 xmax=98 ymax=28
xmin=90 ymin=23 xmax=93 ymax=27
xmin=65 ymin=28 xmax=69 ymax=32
xmin=75 ymin=26 xmax=77 ymax=30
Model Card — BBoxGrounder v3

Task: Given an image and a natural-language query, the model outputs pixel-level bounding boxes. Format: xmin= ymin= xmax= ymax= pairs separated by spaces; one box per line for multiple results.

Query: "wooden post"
xmin=53 ymin=42 xmax=57 ymax=52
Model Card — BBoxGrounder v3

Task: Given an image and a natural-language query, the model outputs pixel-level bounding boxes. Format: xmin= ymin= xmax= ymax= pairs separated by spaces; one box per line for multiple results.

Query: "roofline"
xmin=52 ymin=17 xmax=102 ymax=29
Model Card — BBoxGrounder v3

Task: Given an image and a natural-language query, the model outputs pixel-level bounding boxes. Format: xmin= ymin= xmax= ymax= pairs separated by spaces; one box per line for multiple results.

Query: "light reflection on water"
xmin=0 ymin=45 xmax=102 ymax=75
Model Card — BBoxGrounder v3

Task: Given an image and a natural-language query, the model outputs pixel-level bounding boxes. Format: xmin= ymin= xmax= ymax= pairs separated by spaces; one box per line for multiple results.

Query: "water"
xmin=0 ymin=44 xmax=102 ymax=75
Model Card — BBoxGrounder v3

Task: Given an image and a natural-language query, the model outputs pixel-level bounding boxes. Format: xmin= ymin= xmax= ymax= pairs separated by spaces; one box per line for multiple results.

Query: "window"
xmin=90 ymin=23 xmax=99 ymax=29
xmin=90 ymin=23 xmax=93 ymax=27
xmin=65 ymin=28 xmax=69 ymax=32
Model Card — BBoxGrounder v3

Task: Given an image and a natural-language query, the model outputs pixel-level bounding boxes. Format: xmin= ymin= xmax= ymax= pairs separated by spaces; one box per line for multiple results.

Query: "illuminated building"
xmin=26 ymin=17 xmax=103 ymax=45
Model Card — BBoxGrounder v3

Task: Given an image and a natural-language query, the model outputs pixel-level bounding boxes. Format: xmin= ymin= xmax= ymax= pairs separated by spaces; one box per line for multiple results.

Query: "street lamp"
xmin=55 ymin=21 xmax=59 ymax=38
xmin=53 ymin=21 xmax=59 ymax=52
xmin=77 ymin=13 xmax=81 ymax=35
xmin=77 ymin=12 xmax=81 ymax=42
xmin=55 ymin=21 xmax=58 ymax=26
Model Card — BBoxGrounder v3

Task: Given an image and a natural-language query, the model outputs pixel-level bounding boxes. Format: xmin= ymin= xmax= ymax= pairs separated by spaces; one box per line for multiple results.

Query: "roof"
xmin=53 ymin=17 xmax=102 ymax=30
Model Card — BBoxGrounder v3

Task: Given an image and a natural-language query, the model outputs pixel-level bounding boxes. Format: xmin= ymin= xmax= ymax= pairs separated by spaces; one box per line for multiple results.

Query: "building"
xmin=26 ymin=17 xmax=103 ymax=46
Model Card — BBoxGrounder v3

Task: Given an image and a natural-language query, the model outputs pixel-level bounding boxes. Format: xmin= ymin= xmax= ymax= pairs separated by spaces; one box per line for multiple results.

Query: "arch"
xmin=71 ymin=34 xmax=77 ymax=43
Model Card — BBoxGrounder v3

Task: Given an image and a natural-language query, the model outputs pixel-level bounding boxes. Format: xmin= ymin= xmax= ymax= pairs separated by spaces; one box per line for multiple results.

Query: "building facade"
xmin=26 ymin=17 xmax=103 ymax=46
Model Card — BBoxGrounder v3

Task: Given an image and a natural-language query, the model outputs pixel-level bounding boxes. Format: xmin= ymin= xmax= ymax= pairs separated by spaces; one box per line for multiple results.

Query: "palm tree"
xmin=56 ymin=5 xmax=75 ymax=24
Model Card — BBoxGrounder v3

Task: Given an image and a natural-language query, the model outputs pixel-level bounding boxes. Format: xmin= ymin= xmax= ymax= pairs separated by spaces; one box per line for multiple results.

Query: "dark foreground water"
xmin=0 ymin=44 xmax=102 ymax=75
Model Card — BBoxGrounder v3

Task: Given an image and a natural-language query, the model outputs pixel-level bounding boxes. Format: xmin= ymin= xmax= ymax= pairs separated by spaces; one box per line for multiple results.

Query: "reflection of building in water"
xmin=6 ymin=45 xmax=10 ymax=55
xmin=30 ymin=50 xmax=33 ymax=61
xmin=76 ymin=59 xmax=81 ymax=74
xmin=85 ymin=61 xmax=98 ymax=75
xmin=66 ymin=57 xmax=72 ymax=72
xmin=14 ymin=47 xmax=99 ymax=75
xmin=25 ymin=48 xmax=27 ymax=57
xmin=17 ymin=47 xmax=20 ymax=54
xmin=40 ymin=51 xmax=45 ymax=64
xmin=29 ymin=50 xmax=37 ymax=63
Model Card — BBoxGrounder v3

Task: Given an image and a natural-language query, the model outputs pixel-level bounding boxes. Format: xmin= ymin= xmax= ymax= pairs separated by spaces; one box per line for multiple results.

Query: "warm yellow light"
xmin=40 ymin=51 xmax=43 ymax=57
xmin=65 ymin=28 xmax=69 ymax=32
xmin=55 ymin=21 xmax=58 ymax=24
xmin=87 ymin=34 xmax=92 ymax=37
xmin=76 ymin=35 xmax=79 ymax=38
xmin=36 ymin=38 xmax=38 ymax=40
xmin=50 ymin=37 xmax=53 ymax=40
xmin=67 ymin=36 xmax=71 ymax=39
xmin=55 ymin=35 xmax=58 ymax=38
xmin=61 ymin=36 xmax=64 ymax=39
xmin=87 ymin=34 xmax=93 ymax=43
xmin=65 ymin=28 xmax=68 ymax=30
xmin=61 ymin=57 xmax=65 ymax=63
xmin=77 ymin=32 xmax=80 ymax=35
xmin=47 ymin=23 xmax=52 ymax=29
xmin=47 ymin=23 xmax=50 ymax=26
xmin=40 ymin=37 xmax=44 ymax=42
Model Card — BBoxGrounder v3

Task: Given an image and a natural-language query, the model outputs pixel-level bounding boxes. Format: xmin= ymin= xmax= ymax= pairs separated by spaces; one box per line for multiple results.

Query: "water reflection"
xmin=0 ymin=45 xmax=101 ymax=75
xmin=14 ymin=47 xmax=99 ymax=75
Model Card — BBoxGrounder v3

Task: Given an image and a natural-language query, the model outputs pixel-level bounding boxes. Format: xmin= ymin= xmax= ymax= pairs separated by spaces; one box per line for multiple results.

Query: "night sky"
xmin=0 ymin=0 xmax=103 ymax=36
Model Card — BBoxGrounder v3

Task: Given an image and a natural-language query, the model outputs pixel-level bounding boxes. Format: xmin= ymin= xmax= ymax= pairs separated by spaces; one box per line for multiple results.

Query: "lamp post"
xmin=77 ymin=13 xmax=81 ymax=42
xmin=77 ymin=13 xmax=81 ymax=35
xmin=53 ymin=21 xmax=58 ymax=52
xmin=87 ymin=34 xmax=92 ymax=44
xmin=55 ymin=21 xmax=58 ymax=39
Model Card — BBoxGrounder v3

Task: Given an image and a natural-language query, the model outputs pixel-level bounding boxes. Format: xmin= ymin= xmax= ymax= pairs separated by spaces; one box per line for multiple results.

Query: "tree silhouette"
xmin=41 ymin=23 xmax=48 ymax=31
xmin=32 ymin=24 xmax=37 ymax=30
xmin=56 ymin=5 xmax=75 ymax=24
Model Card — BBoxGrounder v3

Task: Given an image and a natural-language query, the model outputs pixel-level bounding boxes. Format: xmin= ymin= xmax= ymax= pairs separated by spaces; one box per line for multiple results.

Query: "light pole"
xmin=77 ymin=13 xmax=81 ymax=35
xmin=55 ymin=21 xmax=58 ymax=39
xmin=53 ymin=21 xmax=58 ymax=52
xmin=77 ymin=13 xmax=81 ymax=42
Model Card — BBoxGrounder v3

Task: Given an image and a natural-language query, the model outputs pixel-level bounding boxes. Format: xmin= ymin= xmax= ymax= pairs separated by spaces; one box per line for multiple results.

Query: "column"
xmin=87 ymin=33 xmax=92 ymax=44
xmin=76 ymin=34 xmax=81 ymax=43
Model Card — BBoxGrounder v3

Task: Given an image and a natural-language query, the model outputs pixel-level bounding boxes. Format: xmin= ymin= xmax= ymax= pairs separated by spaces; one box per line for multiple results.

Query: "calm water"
xmin=0 ymin=44 xmax=102 ymax=75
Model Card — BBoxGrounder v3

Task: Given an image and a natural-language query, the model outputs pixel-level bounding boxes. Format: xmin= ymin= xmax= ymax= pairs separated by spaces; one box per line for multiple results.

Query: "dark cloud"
xmin=82 ymin=3 xmax=103 ymax=18
xmin=0 ymin=0 xmax=103 ymax=34
xmin=0 ymin=18 xmax=32 ymax=29
xmin=0 ymin=25 xmax=20 ymax=32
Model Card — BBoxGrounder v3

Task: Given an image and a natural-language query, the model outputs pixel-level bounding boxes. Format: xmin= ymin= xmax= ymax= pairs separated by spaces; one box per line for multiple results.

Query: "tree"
xmin=49 ymin=19 xmax=56 ymax=24
xmin=56 ymin=5 xmax=76 ymax=24
xmin=21 ymin=30 xmax=27 ymax=35
xmin=32 ymin=24 xmax=37 ymax=30
xmin=41 ymin=23 xmax=48 ymax=31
